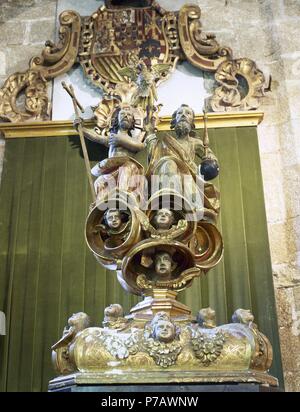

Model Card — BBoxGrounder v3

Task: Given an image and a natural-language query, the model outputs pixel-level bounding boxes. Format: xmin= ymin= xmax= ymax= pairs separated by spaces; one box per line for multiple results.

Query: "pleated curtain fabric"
xmin=0 ymin=312 xmax=5 ymax=335
xmin=0 ymin=127 xmax=284 ymax=391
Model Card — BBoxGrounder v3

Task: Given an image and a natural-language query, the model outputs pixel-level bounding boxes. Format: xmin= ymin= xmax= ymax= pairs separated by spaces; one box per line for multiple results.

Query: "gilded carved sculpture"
xmin=51 ymin=312 xmax=90 ymax=375
xmin=102 ymin=303 xmax=128 ymax=330
xmin=50 ymin=64 xmax=276 ymax=387
xmin=50 ymin=306 xmax=275 ymax=385
xmin=197 ymin=307 xmax=217 ymax=329
xmin=86 ymin=193 xmax=142 ymax=269
xmin=0 ymin=1 xmax=269 ymax=123
xmin=96 ymin=208 xmax=132 ymax=248
xmin=146 ymin=104 xmax=220 ymax=221
xmin=48 ymin=1 xmax=277 ymax=391
xmin=77 ymin=104 xmax=145 ymax=203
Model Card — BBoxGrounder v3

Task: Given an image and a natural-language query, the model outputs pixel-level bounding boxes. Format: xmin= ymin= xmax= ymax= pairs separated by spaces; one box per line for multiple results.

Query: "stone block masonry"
xmin=0 ymin=0 xmax=58 ymax=178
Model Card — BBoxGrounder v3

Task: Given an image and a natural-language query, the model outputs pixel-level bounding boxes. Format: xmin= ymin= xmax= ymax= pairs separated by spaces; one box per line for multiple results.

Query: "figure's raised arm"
xmin=109 ymin=133 xmax=145 ymax=152
xmin=74 ymin=118 xmax=109 ymax=146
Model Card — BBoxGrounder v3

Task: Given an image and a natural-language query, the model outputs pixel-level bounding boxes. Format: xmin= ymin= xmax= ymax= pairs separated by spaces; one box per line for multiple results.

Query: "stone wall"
xmin=0 ymin=0 xmax=300 ymax=391
xmin=255 ymin=1 xmax=300 ymax=392
xmin=200 ymin=0 xmax=300 ymax=391
xmin=0 ymin=0 xmax=58 ymax=178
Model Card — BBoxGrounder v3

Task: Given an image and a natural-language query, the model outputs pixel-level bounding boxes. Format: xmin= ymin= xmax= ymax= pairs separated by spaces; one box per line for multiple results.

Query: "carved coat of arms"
xmin=78 ymin=4 xmax=178 ymax=91
xmin=0 ymin=0 xmax=268 ymax=122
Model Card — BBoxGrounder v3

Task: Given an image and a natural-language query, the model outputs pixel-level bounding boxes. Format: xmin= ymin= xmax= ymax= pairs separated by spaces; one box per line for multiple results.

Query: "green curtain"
xmin=0 ymin=127 xmax=283 ymax=391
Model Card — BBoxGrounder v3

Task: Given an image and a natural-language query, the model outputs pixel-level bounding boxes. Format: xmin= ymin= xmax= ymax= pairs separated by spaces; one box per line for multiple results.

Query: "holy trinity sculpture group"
xmin=50 ymin=2 xmax=277 ymax=389
xmin=49 ymin=57 xmax=276 ymax=388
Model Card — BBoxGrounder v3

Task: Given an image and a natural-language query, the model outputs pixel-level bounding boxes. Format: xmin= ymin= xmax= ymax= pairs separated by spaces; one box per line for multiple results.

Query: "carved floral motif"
xmin=191 ymin=328 xmax=226 ymax=366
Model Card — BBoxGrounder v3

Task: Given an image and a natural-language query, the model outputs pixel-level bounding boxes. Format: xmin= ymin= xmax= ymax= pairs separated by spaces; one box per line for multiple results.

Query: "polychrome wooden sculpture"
xmin=50 ymin=59 xmax=276 ymax=389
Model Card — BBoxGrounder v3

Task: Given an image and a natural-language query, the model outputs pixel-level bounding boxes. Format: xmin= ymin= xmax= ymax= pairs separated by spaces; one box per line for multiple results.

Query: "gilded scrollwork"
xmin=0 ymin=70 xmax=50 ymax=122
xmin=176 ymin=4 xmax=268 ymax=112
xmin=0 ymin=2 xmax=269 ymax=123
xmin=250 ymin=327 xmax=273 ymax=371
xmin=178 ymin=4 xmax=232 ymax=72
xmin=189 ymin=222 xmax=224 ymax=271
xmin=210 ymin=58 xmax=266 ymax=112
xmin=30 ymin=11 xmax=81 ymax=79
xmin=85 ymin=195 xmax=142 ymax=270
xmin=136 ymin=267 xmax=201 ymax=293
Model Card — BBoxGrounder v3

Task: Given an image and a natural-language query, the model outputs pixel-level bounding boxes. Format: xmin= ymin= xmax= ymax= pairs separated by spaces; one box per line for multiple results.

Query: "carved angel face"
xmin=105 ymin=209 xmax=122 ymax=229
xmin=104 ymin=304 xmax=123 ymax=318
xmin=153 ymin=319 xmax=176 ymax=343
xmin=237 ymin=309 xmax=254 ymax=324
xmin=68 ymin=312 xmax=90 ymax=330
xmin=199 ymin=307 xmax=216 ymax=320
xmin=154 ymin=252 xmax=173 ymax=277
xmin=153 ymin=208 xmax=174 ymax=230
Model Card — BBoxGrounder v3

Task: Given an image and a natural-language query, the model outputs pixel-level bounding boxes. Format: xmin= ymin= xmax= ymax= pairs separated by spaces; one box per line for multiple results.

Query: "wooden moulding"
xmin=0 ymin=112 xmax=264 ymax=139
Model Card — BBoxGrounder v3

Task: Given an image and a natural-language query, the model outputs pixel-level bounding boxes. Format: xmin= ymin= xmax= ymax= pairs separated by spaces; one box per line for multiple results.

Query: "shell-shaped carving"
xmin=189 ymin=222 xmax=223 ymax=271
xmin=93 ymin=97 xmax=118 ymax=133
xmin=85 ymin=192 xmax=142 ymax=270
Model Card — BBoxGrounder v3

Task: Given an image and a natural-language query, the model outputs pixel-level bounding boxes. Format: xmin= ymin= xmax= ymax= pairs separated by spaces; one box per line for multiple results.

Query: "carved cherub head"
xmin=232 ymin=308 xmax=254 ymax=325
xmin=150 ymin=312 xmax=179 ymax=343
xmin=104 ymin=208 xmax=123 ymax=230
xmin=196 ymin=307 xmax=216 ymax=328
xmin=153 ymin=208 xmax=175 ymax=230
xmin=68 ymin=312 xmax=90 ymax=333
xmin=154 ymin=251 xmax=176 ymax=279
xmin=103 ymin=304 xmax=128 ymax=329
xmin=104 ymin=303 xmax=124 ymax=320
xmin=52 ymin=312 xmax=90 ymax=352
xmin=171 ymin=104 xmax=195 ymax=137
